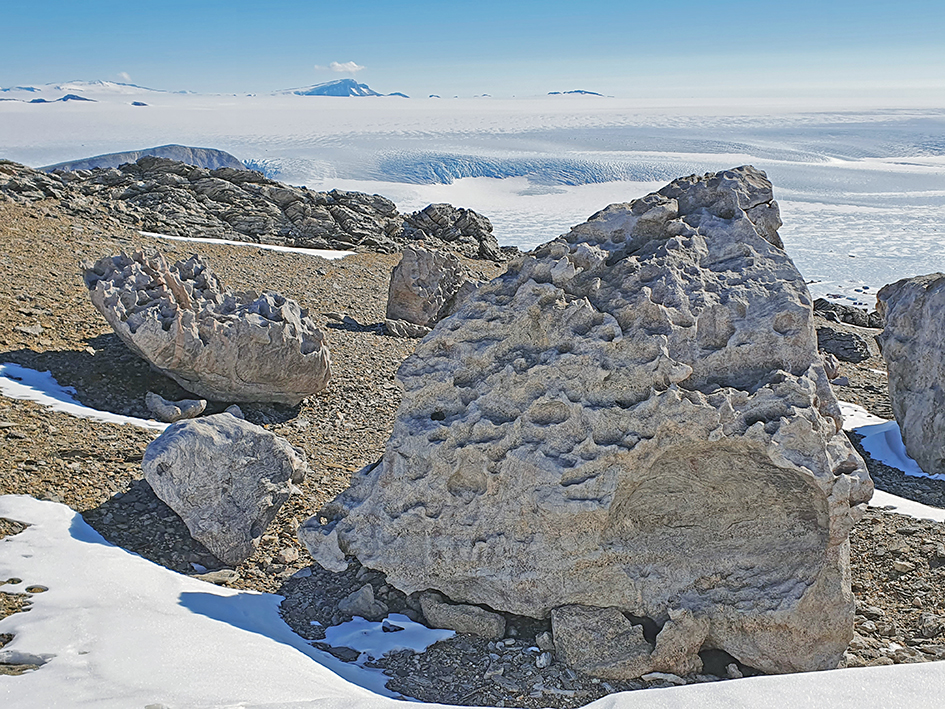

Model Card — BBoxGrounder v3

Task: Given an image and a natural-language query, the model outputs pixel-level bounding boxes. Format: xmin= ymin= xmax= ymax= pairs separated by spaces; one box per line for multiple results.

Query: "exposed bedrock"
xmin=1 ymin=157 xmax=512 ymax=262
xmin=300 ymin=166 xmax=872 ymax=677
xmin=877 ymin=273 xmax=945 ymax=476
xmin=84 ymin=249 xmax=331 ymax=404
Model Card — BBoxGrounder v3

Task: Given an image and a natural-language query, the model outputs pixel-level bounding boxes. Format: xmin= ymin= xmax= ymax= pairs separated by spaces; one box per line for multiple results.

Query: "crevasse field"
xmin=3 ymin=81 xmax=945 ymax=708
xmin=3 ymin=81 xmax=945 ymax=305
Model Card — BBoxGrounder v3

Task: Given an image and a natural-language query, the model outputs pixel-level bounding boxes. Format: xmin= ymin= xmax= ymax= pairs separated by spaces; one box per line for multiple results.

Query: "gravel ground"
xmin=1 ymin=195 xmax=944 ymax=705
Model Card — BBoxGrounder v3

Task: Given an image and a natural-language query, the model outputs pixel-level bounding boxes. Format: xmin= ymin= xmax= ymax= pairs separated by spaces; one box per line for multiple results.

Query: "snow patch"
xmin=0 ymin=362 xmax=166 ymax=431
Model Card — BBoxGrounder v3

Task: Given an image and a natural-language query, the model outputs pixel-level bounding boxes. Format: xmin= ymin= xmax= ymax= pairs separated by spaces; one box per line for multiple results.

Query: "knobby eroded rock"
xmin=84 ymin=250 xmax=331 ymax=404
xmin=385 ymin=244 xmax=480 ymax=337
xmin=877 ymin=273 xmax=945 ymax=476
xmin=143 ymin=412 xmax=308 ymax=565
xmin=300 ymin=166 xmax=872 ymax=677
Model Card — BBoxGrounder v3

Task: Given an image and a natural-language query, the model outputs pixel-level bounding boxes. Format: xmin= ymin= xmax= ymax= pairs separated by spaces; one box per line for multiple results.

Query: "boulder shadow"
xmin=81 ymin=478 xmax=222 ymax=574
xmin=0 ymin=336 xmax=303 ymax=425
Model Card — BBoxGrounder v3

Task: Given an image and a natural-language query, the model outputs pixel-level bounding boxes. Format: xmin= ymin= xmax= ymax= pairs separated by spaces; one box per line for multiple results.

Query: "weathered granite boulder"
xmin=143 ymin=412 xmax=308 ymax=565
xmin=84 ymin=250 xmax=332 ymax=404
xmin=876 ymin=273 xmax=945 ymax=476
xmin=385 ymin=245 xmax=480 ymax=338
xmin=299 ymin=166 xmax=872 ymax=677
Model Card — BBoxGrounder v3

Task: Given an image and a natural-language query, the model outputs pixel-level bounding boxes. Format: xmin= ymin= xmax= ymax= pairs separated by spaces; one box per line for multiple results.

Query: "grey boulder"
xmin=877 ymin=273 xmax=945 ymax=475
xmin=419 ymin=591 xmax=506 ymax=639
xmin=84 ymin=250 xmax=332 ymax=404
xmin=299 ymin=166 xmax=872 ymax=676
xmin=403 ymin=203 xmax=502 ymax=261
xmin=143 ymin=412 xmax=308 ymax=565
xmin=385 ymin=244 xmax=480 ymax=337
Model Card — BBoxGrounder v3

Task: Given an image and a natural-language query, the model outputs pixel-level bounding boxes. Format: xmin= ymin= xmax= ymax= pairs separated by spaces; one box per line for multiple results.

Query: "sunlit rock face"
xmin=144 ymin=412 xmax=307 ymax=565
xmin=84 ymin=250 xmax=331 ymax=405
xmin=877 ymin=273 xmax=945 ymax=476
xmin=301 ymin=167 xmax=872 ymax=676
xmin=385 ymin=244 xmax=480 ymax=338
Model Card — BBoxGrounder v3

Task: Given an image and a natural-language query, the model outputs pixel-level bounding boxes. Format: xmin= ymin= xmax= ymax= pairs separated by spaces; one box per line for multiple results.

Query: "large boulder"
xmin=143 ymin=412 xmax=308 ymax=565
xmin=876 ymin=273 xmax=945 ymax=476
xmin=84 ymin=250 xmax=331 ymax=404
xmin=385 ymin=245 xmax=480 ymax=338
xmin=299 ymin=166 xmax=872 ymax=677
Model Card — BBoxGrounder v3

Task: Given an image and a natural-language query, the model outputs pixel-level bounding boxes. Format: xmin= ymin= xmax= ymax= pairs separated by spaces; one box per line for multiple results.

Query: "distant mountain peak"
xmin=548 ymin=90 xmax=604 ymax=96
xmin=281 ymin=78 xmax=406 ymax=97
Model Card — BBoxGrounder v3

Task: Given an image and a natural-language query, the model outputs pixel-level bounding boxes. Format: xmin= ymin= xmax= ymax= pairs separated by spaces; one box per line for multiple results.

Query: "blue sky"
xmin=3 ymin=0 xmax=944 ymax=99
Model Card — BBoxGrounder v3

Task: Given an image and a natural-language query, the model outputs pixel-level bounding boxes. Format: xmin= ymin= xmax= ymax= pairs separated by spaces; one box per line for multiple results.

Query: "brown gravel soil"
xmin=1 ymin=195 xmax=944 ymax=705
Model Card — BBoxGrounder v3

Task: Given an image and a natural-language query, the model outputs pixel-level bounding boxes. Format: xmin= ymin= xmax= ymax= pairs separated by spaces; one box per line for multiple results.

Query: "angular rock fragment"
xmin=876 ymin=273 xmax=945 ymax=475
xmin=145 ymin=391 xmax=206 ymax=422
xmin=143 ymin=412 xmax=308 ymax=565
xmin=419 ymin=591 xmax=506 ymax=639
xmin=84 ymin=250 xmax=331 ymax=404
xmin=816 ymin=325 xmax=871 ymax=363
xmin=385 ymin=244 xmax=480 ymax=338
xmin=337 ymin=583 xmax=388 ymax=621
xmin=300 ymin=166 xmax=872 ymax=676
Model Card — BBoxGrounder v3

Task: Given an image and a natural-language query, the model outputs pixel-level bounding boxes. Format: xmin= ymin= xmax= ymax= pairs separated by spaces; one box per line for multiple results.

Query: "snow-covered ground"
xmin=2 ymin=491 xmax=945 ymax=709
xmin=2 ymin=82 xmax=944 ymax=305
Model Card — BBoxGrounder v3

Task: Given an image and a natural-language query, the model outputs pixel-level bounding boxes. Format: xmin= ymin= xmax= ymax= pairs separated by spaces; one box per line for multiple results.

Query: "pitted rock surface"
xmin=84 ymin=249 xmax=332 ymax=404
xmin=877 ymin=273 xmax=945 ymax=476
xmin=385 ymin=244 xmax=480 ymax=337
xmin=143 ymin=412 xmax=308 ymax=565
xmin=300 ymin=166 xmax=872 ymax=677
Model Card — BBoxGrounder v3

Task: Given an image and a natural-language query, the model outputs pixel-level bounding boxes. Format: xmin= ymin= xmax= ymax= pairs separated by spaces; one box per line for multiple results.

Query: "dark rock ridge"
xmin=814 ymin=298 xmax=883 ymax=329
xmin=0 ymin=158 xmax=511 ymax=261
xmin=42 ymin=144 xmax=245 ymax=173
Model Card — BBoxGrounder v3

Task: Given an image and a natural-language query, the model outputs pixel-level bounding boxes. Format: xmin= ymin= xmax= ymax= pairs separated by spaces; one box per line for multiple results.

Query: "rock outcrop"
xmin=143 ymin=412 xmax=308 ymax=565
xmin=0 ymin=158 xmax=511 ymax=262
xmin=84 ymin=250 xmax=331 ymax=404
xmin=0 ymin=160 xmax=67 ymax=202
xmin=814 ymin=298 xmax=884 ymax=329
xmin=300 ymin=166 xmax=872 ymax=678
xmin=816 ymin=325 xmax=871 ymax=363
xmin=385 ymin=245 xmax=480 ymax=338
xmin=876 ymin=273 xmax=945 ymax=476
xmin=403 ymin=203 xmax=501 ymax=261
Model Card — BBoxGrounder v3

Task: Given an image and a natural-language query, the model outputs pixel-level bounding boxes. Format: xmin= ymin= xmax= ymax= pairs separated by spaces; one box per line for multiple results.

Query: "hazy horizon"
xmin=4 ymin=0 xmax=944 ymax=102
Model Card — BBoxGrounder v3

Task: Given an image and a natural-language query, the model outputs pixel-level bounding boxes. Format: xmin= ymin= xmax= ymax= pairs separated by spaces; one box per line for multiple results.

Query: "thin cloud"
xmin=314 ymin=61 xmax=365 ymax=74
xmin=117 ymin=71 xmax=131 ymax=82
